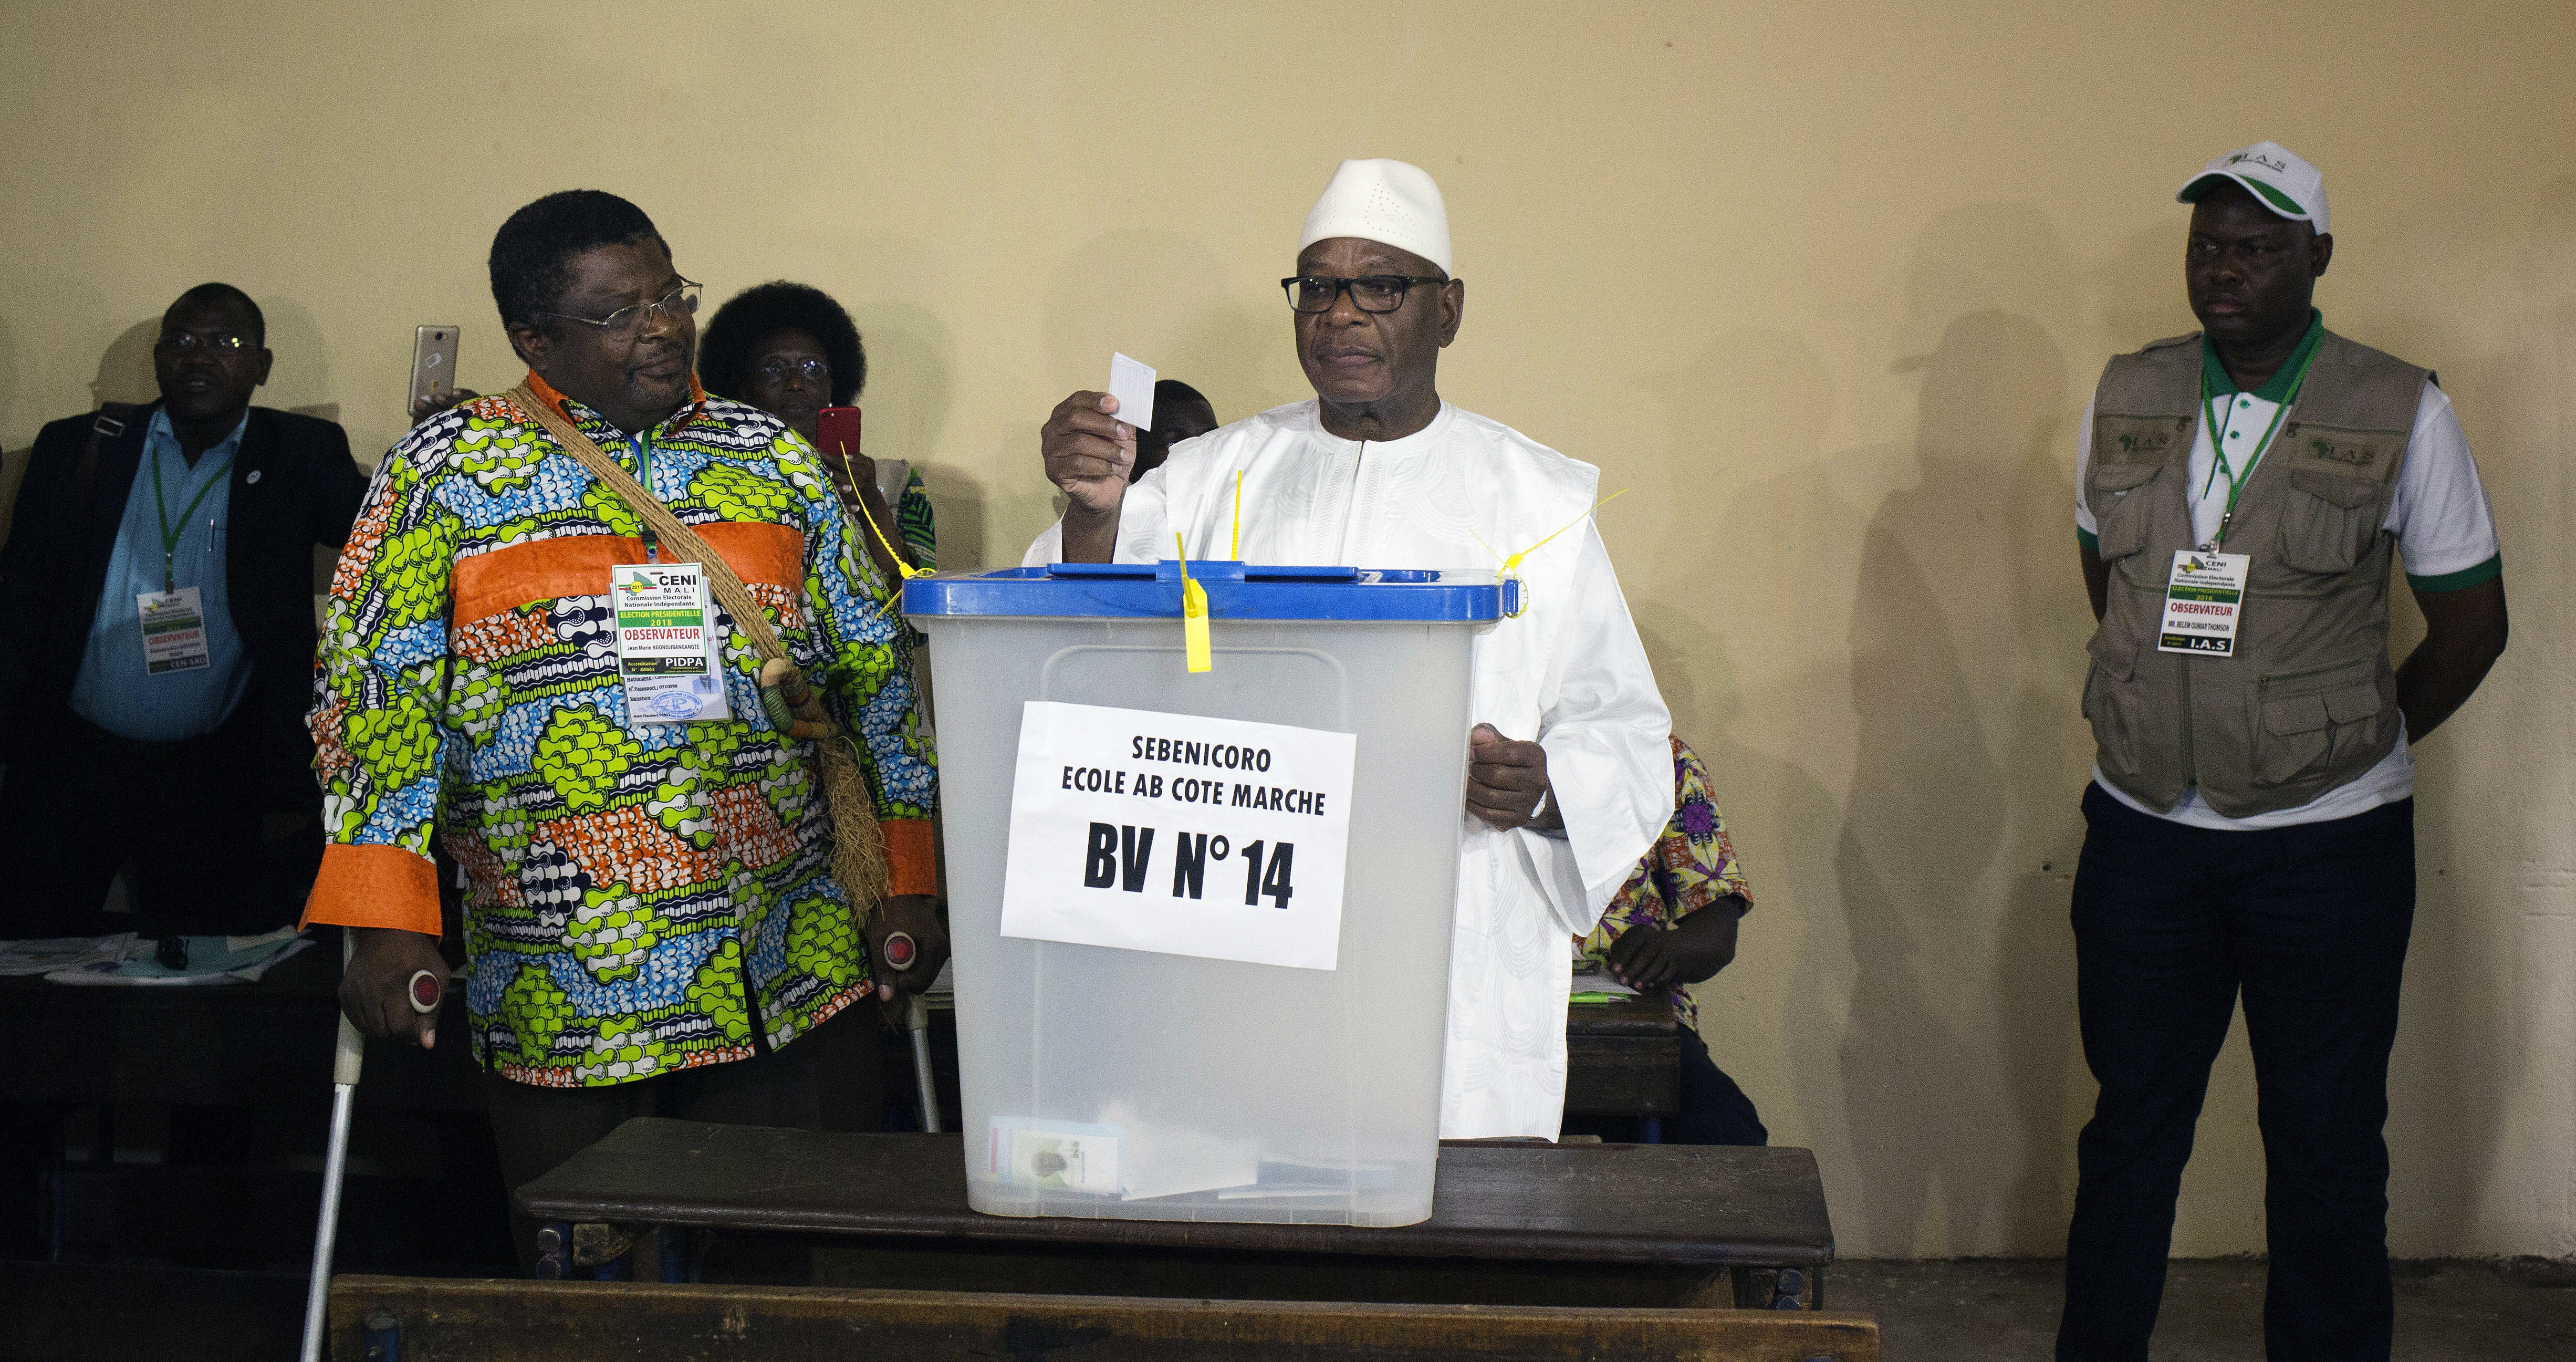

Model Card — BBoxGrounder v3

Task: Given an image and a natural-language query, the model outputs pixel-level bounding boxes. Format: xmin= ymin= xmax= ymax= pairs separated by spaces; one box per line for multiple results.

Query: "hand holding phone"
xmin=410 ymin=326 xmax=458 ymax=409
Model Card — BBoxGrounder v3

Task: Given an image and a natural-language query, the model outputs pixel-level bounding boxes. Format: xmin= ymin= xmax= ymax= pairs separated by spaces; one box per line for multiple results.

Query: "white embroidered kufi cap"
xmin=1298 ymin=158 xmax=1453 ymax=276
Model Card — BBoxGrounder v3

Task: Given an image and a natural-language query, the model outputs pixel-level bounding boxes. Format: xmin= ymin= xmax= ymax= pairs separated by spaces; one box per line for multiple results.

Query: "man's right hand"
xmin=1041 ymin=391 xmax=1135 ymax=559
xmin=340 ymin=926 xmax=449 ymax=1049
xmin=410 ymin=387 xmax=481 ymax=425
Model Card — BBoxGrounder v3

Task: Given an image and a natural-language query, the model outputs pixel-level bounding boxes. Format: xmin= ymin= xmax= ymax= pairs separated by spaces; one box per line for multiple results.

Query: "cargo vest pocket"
xmin=2252 ymin=660 xmax=2386 ymax=787
xmin=2082 ymin=627 xmax=2149 ymax=779
xmin=2275 ymin=467 xmax=2383 ymax=575
xmin=2087 ymin=461 xmax=2166 ymax=564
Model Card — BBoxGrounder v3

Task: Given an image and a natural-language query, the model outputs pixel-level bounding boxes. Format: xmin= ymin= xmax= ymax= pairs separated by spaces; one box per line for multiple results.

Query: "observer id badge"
xmin=137 ymin=589 xmax=212 ymax=673
xmin=2156 ymin=550 xmax=2250 ymax=657
xmin=610 ymin=562 xmax=732 ymax=724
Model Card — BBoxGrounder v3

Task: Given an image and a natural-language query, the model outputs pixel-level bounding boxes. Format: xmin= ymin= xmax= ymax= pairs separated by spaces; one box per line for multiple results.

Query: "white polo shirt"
xmin=2075 ymin=373 xmax=2501 ymax=830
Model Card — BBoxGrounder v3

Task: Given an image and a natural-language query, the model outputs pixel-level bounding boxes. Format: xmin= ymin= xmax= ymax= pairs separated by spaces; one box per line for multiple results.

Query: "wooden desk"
xmin=0 ymin=944 xmax=508 ymax=1273
xmin=330 ymin=1276 xmax=1882 ymax=1361
xmin=0 ymin=944 xmax=482 ymax=1111
xmin=517 ymin=1119 xmax=1835 ymax=1310
xmin=1565 ymin=992 xmax=1683 ymax=1119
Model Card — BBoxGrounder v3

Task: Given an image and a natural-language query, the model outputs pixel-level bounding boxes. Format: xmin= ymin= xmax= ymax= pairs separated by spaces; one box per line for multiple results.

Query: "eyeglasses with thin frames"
xmin=154 ymin=332 xmax=256 ymax=353
xmin=1280 ymin=275 xmax=1452 ymax=315
xmin=756 ymin=357 xmax=830 ymax=382
xmin=542 ymin=278 xmax=703 ymax=342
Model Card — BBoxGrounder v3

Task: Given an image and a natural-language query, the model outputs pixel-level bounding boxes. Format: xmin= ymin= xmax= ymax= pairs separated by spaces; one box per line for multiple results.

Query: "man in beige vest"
xmin=2059 ymin=143 xmax=2509 ymax=1362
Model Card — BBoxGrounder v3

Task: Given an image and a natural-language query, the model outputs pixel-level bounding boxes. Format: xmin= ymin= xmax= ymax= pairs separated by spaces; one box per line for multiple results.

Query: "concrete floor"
xmin=1830 ymin=1257 xmax=2576 ymax=1360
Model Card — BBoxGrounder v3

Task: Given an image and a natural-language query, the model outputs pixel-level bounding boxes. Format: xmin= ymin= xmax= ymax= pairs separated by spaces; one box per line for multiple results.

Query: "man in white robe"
xmin=1027 ymin=158 xmax=1672 ymax=1139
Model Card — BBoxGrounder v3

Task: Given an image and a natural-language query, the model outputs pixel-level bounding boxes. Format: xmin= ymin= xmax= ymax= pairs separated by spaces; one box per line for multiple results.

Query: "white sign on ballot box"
xmin=999 ymin=701 xmax=1357 ymax=971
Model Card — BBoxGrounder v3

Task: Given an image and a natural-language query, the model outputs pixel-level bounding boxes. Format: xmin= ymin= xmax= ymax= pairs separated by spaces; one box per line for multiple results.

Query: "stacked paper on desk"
xmin=0 ymin=933 xmax=135 ymax=977
xmin=46 ymin=928 xmax=311 ymax=985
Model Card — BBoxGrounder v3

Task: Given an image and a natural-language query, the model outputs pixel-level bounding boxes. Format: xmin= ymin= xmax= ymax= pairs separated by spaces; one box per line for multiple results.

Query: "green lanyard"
xmin=629 ymin=433 xmax=661 ymax=562
xmin=2195 ymin=339 xmax=2321 ymax=550
xmin=149 ymin=444 xmax=235 ymax=593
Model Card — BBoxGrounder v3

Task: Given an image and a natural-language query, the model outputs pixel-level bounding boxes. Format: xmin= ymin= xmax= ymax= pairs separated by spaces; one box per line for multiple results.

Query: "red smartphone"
xmin=815 ymin=406 xmax=862 ymax=459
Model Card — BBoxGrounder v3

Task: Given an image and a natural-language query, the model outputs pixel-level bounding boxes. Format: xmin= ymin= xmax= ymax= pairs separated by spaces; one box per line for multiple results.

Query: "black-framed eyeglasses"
xmin=542 ymin=278 xmax=702 ymax=342
xmin=1280 ymin=275 xmax=1451 ymax=315
xmin=756 ymin=357 xmax=830 ymax=382
xmin=154 ymin=332 xmax=255 ymax=352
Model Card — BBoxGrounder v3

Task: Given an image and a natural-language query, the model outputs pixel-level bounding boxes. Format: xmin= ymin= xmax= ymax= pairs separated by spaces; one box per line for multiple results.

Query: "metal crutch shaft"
xmin=300 ymin=937 xmax=368 ymax=1362
xmin=905 ymin=993 xmax=941 ymax=1134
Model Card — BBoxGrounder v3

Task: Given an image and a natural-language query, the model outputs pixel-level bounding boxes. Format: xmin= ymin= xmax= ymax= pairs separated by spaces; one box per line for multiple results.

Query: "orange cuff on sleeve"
xmin=300 ymin=844 xmax=444 ymax=937
xmin=883 ymin=818 xmax=937 ymax=899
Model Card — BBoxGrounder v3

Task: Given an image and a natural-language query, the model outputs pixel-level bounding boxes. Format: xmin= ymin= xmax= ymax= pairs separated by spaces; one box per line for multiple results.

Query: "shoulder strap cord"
xmin=72 ymin=402 xmax=142 ymax=515
xmin=505 ymin=381 xmax=891 ymax=911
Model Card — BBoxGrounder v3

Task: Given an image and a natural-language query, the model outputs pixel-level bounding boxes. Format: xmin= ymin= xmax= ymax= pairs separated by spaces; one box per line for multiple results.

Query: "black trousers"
xmin=1673 ymin=1025 xmax=1769 ymax=1146
xmin=0 ymin=706 xmax=291 ymax=939
xmin=2057 ymin=784 xmax=2415 ymax=1362
xmin=481 ymin=1004 xmax=884 ymax=1274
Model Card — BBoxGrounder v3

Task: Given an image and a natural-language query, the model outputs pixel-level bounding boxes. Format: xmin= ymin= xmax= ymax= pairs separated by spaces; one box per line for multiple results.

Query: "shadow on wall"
xmin=0 ymin=318 xmax=158 ymax=554
xmin=1757 ymin=201 xmax=2099 ymax=1257
xmin=93 ymin=318 xmax=161 ymax=406
xmin=1630 ymin=324 xmax=1848 ymax=1164
xmin=2378 ymin=170 xmax=2576 ymax=1255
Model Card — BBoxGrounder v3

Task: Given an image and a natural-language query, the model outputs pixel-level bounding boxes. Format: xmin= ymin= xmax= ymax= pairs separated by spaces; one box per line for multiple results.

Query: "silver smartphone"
xmin=410 ymin=325 xmax=460 ymax=410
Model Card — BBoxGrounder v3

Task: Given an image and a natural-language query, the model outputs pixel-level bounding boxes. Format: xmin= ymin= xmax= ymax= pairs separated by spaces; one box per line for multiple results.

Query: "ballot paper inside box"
xmin=906 ymin=562 xmax=1505 ymax=1228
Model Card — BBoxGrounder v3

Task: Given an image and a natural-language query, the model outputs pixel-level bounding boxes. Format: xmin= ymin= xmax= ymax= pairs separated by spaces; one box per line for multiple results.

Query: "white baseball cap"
xmin=1298 ymin=159 xmax=1453 ymax=276
xmin=2177 ymin=141 xmax=2329 ymax=235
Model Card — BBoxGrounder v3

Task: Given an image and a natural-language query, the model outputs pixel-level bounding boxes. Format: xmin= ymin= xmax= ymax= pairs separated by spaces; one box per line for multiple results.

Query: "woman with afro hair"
xmin=698 ymin=280 xmax=934 ymax=579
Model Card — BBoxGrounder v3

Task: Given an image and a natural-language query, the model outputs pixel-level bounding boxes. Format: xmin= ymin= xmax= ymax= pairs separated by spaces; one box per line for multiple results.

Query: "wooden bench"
xmin=517 ymin=1119 xmax=1837 ymax=1310
xmin=330 ymin=1276 xmax=1881 ymax=1361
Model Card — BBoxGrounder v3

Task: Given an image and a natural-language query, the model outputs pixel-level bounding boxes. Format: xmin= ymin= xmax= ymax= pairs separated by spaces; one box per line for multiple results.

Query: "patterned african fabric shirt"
xmin=896 ymin=466 xmax=935 ymax=570
xmin=1576 ymin=738 xmax=1752 ymax=1031
xmin=302 ymin=373 xmax=937 ymax=1088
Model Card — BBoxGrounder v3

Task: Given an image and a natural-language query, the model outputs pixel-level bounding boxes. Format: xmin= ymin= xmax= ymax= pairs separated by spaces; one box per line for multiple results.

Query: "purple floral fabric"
xmin=1576 ymin=737 xmax=1752 ymax=1029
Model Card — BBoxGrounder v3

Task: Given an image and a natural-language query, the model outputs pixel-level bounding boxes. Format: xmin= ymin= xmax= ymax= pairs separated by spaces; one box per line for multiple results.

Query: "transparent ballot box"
xmin=904 ymin=561 xmax=1507 ymax=1226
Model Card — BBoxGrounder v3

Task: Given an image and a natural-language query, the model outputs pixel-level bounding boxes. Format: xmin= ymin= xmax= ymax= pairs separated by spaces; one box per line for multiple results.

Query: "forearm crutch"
xmin=881 ymin=930 xmax=941 ymax=1134
xmin=300 ymin=937 xmax=440 ymax=1362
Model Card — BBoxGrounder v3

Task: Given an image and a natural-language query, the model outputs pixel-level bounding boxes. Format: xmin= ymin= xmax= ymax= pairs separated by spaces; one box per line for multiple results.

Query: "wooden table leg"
xmin=1728 ymin=1264 xmax=1820 ymax=1309
xmin=536 ymin=1223 xmax=569 ymax=1280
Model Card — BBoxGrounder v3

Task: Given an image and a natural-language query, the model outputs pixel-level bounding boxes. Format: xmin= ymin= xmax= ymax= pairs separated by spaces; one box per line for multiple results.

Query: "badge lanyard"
xmin=630 ymin=435 xmax=659 ymax=562
xmin=608 ymin=429 xmax=732 ymax=724
xmin=2154 ymin=340 xmax=2321 ymax=659
xmin=2193 ymin=339 xmax=2320 ymax=551
xmin=149 ymin=445 xmax=235 ymax=593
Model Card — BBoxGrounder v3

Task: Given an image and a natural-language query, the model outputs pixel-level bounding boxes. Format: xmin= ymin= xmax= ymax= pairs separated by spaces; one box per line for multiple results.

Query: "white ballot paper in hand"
xmin=1108 ymin=352 xmax=1155 ymax=435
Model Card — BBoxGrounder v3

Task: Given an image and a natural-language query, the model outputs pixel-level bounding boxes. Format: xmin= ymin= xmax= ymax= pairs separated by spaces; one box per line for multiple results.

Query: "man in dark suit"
xmin=0 ymin=283 xmax=368 ymax=939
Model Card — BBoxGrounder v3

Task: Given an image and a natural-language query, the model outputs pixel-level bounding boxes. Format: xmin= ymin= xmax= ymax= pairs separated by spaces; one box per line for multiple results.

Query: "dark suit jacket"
xmin=0 ymin=402 xmax=369 ymax=812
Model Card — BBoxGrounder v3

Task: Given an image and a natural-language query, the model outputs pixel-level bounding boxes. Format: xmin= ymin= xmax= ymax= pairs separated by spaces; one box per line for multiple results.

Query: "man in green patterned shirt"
xmin=304 ymin=192 xmax=942 ymax=1265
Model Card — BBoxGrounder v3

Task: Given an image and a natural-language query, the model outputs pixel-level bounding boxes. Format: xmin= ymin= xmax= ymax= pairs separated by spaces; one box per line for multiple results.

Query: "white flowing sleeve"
xmin=1021 ymin=467 xmax=1177 ymax=567
xmin=1020 ymin=521 xmax=1064 ymax=567
xmin=1520 ymin=523 xmax=1673 ymax=937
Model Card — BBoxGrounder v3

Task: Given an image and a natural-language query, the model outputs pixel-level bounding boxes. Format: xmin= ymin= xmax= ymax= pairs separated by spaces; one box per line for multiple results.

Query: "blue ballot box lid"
xmin=904 ymin=561 xmax=1513 ymax=621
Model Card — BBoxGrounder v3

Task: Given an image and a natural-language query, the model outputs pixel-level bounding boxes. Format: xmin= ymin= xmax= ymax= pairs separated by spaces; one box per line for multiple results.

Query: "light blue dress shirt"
xmin=68 ymin=408 xmax=253 ymax=741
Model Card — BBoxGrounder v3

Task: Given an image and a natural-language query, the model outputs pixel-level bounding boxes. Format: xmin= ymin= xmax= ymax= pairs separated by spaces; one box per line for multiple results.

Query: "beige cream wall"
xmin=3 ymin=1 xmax=2569 ymax=1259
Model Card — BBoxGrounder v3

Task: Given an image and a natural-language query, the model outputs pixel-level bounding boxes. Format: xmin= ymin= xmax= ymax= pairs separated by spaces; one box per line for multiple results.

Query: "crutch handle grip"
xmin=335 ymin=934 xmax=367 ymax=1086
xmin=332 ymin=1012 xmax=366 ymax=1086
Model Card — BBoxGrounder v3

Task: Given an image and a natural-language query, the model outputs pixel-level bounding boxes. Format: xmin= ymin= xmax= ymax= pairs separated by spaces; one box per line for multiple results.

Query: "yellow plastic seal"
xmin=838 ymin=466 xmax=925 ymax=618
xmin=1470 ymin=488 xmax=1629 ymax=619
xmin=1176 ymin=534 xmax=1212 ymax=673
